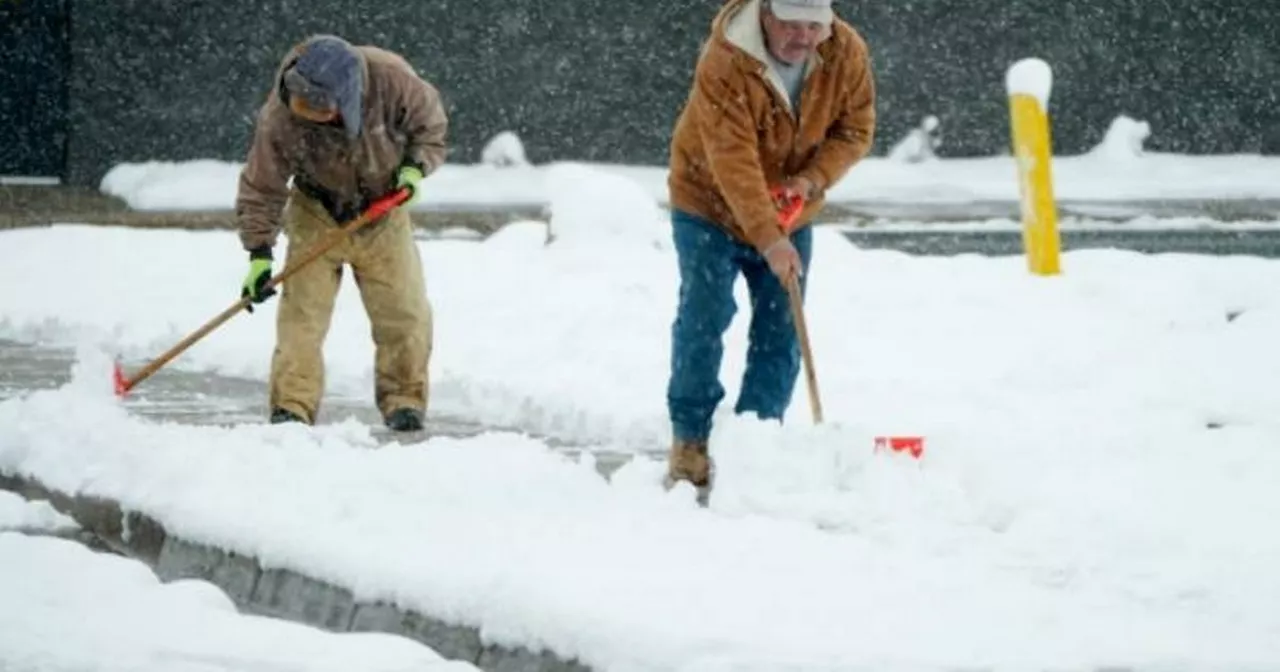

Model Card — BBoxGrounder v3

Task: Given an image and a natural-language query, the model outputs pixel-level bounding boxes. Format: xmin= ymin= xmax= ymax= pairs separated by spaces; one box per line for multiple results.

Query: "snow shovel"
xmin=771 ymin=185 xmax=925 ymax=458
xmin=112 ymin=188 xmax=412 ymax=397
xmin=771 ymin=186 xmax=823 ymax=425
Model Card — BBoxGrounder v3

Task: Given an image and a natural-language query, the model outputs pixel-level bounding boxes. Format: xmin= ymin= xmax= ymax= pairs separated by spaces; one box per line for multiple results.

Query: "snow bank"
xmin=480 ymin=130 xmax=530 ymax=168
xmin=0 ymin=491 xmax=78 ymax=533
xmin=0 ymin=532 xmax=477 ymax=671
xmin=100 ymin=159 xmax=242 ymax=210
xmin=887 ymin=114 xmax=942 ymax=163
xmin=1090 ymin=115 xmax=1153 ymax=160
xmin=546 ymin=162 xmax=667 ymax=250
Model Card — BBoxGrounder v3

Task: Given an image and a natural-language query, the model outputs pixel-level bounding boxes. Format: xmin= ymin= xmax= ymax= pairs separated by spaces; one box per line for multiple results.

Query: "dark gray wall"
xmin=854 ymin=0 xmax=1280 ymax=159
xmin=24 ymin=0 xmax=1280 ymax=185
xmin=1 ymin=0 xmax=69 ymax=177
xmin=65 ymin=0 xmax=712 ymax=186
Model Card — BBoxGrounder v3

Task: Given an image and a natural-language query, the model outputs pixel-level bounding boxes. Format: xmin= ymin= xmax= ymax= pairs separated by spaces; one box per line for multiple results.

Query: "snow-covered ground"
xmin=2 ymin=162 xmax=1279 ymax=670
xmin=0 ymin=492 xmax=478 ymax=672
xmin=0 ymin=490 xmax=77 ymax=534
xmin=100 ymin=152 xmax=1280 ymax=212
xmin=99 ymin=119 xmax=1280 ymax=212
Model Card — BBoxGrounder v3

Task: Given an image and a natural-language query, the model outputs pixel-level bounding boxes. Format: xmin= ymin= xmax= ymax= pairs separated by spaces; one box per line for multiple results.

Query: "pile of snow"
xmin=480 ymin=130 xmax=530 ymax=168
xmin=482 ymin=219 xmax=550 ymax=248
xmin=1090 ymin=115 xmax=1153 ymax=160
xmin=0 ymin=490 xmax=476 ymax=669
xmin=0 ymin=532 xmax=476 ymax=671
xmin=545 ymin=162 xmax=667 ymax=250
xmin=100 ymin=159 xmax=241 ymax=210
xmin=887 ymin=114 xmax=942 ymax=163
xmin=0 ymin=491 xmax=77 ymax=534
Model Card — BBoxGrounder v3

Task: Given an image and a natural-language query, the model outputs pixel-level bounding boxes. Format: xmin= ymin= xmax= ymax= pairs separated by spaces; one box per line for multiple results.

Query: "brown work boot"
xmin=666 ymin=439 xmax=711 ymax=488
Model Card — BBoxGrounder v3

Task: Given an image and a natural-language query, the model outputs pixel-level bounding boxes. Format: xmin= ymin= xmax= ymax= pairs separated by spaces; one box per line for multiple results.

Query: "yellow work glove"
xmin=241 ymin=254 xmax=275 ymax=313
xmin=396 ymin=164 xmax=425 ymax=205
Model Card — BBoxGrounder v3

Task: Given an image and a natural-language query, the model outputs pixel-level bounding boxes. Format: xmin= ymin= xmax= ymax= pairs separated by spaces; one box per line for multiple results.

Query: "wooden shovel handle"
xmin=786 ymin=274 xmax=823 ymax=424
xmin=116 ymin=188 xmax=411 ymax=395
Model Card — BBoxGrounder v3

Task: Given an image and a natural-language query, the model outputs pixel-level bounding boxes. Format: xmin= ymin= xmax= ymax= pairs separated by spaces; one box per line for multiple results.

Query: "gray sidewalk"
xmin=0 ymin=338 xmax=416 ymax=429
xmin=0 ymin=339 xmax=637 ymax=471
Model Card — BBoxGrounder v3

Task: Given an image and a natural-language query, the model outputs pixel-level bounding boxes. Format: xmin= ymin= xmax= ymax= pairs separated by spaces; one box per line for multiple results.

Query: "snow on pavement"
xmin=1 ymin=163 xmax=1279 ymax=669
xmin=2 ymin=370 xmax=1277 ymax=670
xmin=0 ymin=492 xmax=478 ymax=672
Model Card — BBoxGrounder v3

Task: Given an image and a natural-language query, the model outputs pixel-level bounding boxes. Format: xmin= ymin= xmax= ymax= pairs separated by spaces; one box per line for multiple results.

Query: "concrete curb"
xmin=0 ymin=472 xmax=591 ymax=672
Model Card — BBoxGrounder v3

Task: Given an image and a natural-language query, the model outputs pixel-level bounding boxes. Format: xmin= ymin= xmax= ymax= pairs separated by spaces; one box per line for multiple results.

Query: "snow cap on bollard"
xmin=1005 ymin=57 xmax=1053 ymax=108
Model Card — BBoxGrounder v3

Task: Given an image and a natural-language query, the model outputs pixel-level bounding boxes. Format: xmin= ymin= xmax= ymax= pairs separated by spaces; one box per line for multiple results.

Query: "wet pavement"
xmin=0 ymin=338 xmax=411 ymax=429
xmin=0 ymin=338 xmax=639 ymax=474
xmin=827 ymin=197 xmax=1280 ymax=223
xmin=841 ymin=225 xmax=1280 ymax=257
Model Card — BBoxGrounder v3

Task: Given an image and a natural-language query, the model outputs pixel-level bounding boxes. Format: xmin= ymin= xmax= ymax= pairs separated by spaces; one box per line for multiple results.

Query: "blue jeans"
xmin=667 ymin=209 xmax=813 ymax=442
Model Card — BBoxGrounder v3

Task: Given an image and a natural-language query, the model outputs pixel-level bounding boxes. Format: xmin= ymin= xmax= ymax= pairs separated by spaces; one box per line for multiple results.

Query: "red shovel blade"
xmin=112 ymin=358 xmax=130 ymax=398
xmin=874 ymin=435 xmax=925 ymax=459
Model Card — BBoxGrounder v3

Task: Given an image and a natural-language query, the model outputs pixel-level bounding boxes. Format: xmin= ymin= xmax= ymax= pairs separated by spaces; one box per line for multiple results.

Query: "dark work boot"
xmin=385 ymin=407 xmax=424 ymax=432
xmin=664 ymin=439 xmax=714 ymax=507
xmin=665 ymin=439 xmax=711 ymax=488
xmin=269 ymin=407 xmax=307 ymax=425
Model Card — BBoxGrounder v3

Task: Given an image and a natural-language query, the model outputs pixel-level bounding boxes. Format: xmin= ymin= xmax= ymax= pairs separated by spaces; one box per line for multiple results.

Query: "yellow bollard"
xmin=1006 ymin=59 xmax=1061 ymax=276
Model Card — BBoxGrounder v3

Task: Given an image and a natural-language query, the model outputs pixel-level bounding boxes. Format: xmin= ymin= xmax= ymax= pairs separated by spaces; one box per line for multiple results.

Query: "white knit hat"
xmin=769 ymin=0 xmax=834 ymax=24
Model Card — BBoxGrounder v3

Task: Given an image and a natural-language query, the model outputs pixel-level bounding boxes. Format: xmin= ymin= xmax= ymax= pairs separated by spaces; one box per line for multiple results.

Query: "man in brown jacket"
xmin=235 ymin=34 xmax=447 ymax=432
xmin=665 ymin=0 xmax=875 ymax=486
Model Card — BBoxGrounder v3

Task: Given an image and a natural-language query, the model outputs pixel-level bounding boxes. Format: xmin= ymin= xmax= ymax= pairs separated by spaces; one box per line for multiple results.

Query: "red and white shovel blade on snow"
xmin=111 ymin=358 xmax=131 ymax=398
xmin=873 ymin=435 xmax=925 ymax=459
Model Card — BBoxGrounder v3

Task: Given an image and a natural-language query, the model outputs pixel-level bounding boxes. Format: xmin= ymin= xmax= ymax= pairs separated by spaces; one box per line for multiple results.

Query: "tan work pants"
xmin=269 ymin=192 xmax=432 ymax=423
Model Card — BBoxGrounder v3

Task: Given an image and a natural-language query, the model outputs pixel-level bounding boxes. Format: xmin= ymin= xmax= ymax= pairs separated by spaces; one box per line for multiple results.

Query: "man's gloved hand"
xmin=763 ymin=237 xmax=802 ymax=285
xmin=241 ymin=252 xmax=276 ymax=313
xmin=396 ymin=164 xmax=425 ymax=205
xmin=770 ymin=176 xmax=816 ymax=233
xmin=778 ymin=175 xmax=817 ymax=203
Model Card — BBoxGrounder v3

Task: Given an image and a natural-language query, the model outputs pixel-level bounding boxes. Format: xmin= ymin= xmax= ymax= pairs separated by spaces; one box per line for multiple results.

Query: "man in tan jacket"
xmin=235 ymin=34 xmax=447 ymax=432
xmin=665 ymin=0 xmax=876 ymax=486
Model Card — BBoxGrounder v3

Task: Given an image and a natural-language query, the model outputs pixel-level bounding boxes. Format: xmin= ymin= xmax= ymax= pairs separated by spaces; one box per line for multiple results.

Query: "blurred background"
xmin=3 ymin=0 xmax=1278 ymax=187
